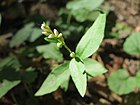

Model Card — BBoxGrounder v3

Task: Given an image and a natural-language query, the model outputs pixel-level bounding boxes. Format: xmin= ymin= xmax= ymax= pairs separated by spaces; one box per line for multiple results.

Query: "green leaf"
xmin=66 ymin=0 xmax=104 ymax=22
xmin=44 ymin=37 xmax=58 ymax=43
xmin=123 ymin=32 xmax=140 ymax=55
xmin=36 ymin=43 xmax=63 ymax=62
xmin=71 ymin=9 xmax=100 ymax=22
xmin=35 ymin=62 xmax=70 ymax=96
xmin=0 ymin=80 xmax=20 ymax=98
xmin=108 ymin=69 xmax=136 ymax=95
xmin=60 ymin=76 xmax=70 ymax=91
xmin=29 ymin=28 xmax=42 ymax=42
xmin=0 ymin=57 xmax=21 ymax=81
xmin=135 ymin=71 xmax=140 ymax=88
xmin=69 ymin=58 xmax=87 ymax=97
xmin=67 ymin=0 xmax=104 ymax=11
xmin=10 ymin=23 xmax=34 ymax=47
xmin=0 ymin=56 xmax=21 ymax=71
xmin=76 ymin=14 xmax=106 ymax=59
xmin=84 ymin=58 xmax=107 ymax=79
xmin=21 ymin=67 xmax=37 ymax=83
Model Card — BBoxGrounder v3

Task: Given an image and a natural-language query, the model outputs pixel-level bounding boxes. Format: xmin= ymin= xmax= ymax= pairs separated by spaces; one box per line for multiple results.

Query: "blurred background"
xmin=0 ymin=0 xmax=140 ymax=105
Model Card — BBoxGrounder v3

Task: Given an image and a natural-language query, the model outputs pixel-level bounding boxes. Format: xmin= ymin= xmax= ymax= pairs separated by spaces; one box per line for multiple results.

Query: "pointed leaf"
xmin=69 ymin=58 xmax=87 ymax=97
xmin=35 ymin=62 xmax=70 ymax=96
xmin=60 ymin=76 xmax=70 ymax=91
xmin=76 ymin=14 xmax=106 ymax=59
xmin=71 ymin=9 xmax=99 ymax=22
xmin=44 ymin=37 xmax=58 ymax=43
xmin=36 ymin=43 xmax=63 ymax=62
xmin=0 ymin=56 xmax=21 ymax=71
xmin=10 ymin=23 xmax=34 ymax=47
xmin=29 ymin=28 xmax=42 ymax=42
xmin=0 ymin=80 xmax=20 ymax=98
xmin=67 ymin=0 xmax=104 ymax=11
xmin=84 ymin=58 xmax=107 ymax=79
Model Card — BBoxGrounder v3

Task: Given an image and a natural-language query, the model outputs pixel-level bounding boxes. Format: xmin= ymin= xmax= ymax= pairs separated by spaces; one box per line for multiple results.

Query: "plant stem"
xmin=11 ymin=93 xmax=19 ymax=105
xmin=63 ymin=42 xmax=72 ymax=53
xmin=67 ymin=13 xmax=72 ymax=24
xmin=138 ymin=55 xmax=140 ymax=68
xmin=23 ymin=83 xmax=32 ymax=96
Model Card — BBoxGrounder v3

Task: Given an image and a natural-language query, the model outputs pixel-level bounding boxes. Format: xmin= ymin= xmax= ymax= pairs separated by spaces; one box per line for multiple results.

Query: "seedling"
xmin=35 ymin=13 xmax=107 ymax=97
xmin=108 ymin=32 xmax=140 ymax=95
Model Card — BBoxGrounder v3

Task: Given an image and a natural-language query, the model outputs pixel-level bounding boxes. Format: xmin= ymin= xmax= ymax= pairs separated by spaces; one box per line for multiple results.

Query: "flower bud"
xmin=58 ymin=33 xmax=62 ymax=38
xmin=41 ymin=26 xmax=45 ymax=31
xmin=42 ymin=31 xmax=48 ymax=35
xmin=57 ymin=42 xmax=63 ymax=48
xmin=41 ymin=22 xmax=46 ymax=31
xmin=48 ymin=34 xmax=55 ymax=38
xmin=54 ymin=29 xmax=59 ymax=36
xmin=70 ymin=52 xmax=75 ymax=58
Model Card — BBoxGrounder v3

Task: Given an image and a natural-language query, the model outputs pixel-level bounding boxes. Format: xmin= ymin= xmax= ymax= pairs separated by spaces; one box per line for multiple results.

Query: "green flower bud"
xmin=70 ymin=52 xmax=75 ymax=58
xmin=57 ymin=42 xmax=63 ymax=48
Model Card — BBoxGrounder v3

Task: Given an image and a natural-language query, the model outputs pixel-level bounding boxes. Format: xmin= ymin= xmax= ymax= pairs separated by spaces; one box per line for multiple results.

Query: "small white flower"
xmin=41 ymin=22 xmax=47 ymax=31
xmin=42 ymin=31 xmax=47 ymax=35
xmin=53 ymin=29 xmax=58 ymax=36
xmin=41 ymin=26 xmax=45 ymax=31
xmin=58 ymin=33 xmax=62 ymax=38
xmin=48 ymin=34 xmax=55 ymax=38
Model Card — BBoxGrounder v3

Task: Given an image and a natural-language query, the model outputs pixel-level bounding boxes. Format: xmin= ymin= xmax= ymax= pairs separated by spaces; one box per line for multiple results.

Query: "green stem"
xmin=138 ymin=55 xmax=140 ymax=68
xmin=67 ymin=13 xmax=72 ymax=24
xmin=63 ymin=42 xmax=72 ymax=53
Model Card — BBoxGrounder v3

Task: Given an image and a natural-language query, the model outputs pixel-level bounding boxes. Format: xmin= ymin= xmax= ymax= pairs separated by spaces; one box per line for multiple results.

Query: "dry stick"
xmin=23 ymin=83 xmax=33 ymax=96
xmin=11 ymin=93 xmax=19 ymax=105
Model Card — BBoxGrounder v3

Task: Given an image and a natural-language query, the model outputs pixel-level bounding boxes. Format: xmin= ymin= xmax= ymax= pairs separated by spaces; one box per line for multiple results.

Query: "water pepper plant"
xmin=35 ymin=13 xmax=107 ymax=97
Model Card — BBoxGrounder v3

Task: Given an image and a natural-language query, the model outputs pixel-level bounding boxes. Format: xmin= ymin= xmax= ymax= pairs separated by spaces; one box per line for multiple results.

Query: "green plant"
xmin=108 ymin=69 xmax=140 ymax=95
xmin=0 ymin=56 xmax=37 ymax=98
xmin=110 ymin=22 xmax=132 ymax=38
xmin=35 ymin=13 xmax=107 ymax=97
xmin=108 ymin=32 xmax=140 ymax=95
xmin=108 ymin=69 xmax=136 ymax=95
xmin=55 ymin=9 xmax=85 ymax=39
xmin=54 ymin=0 xmax=108 ymax=43
xmin=36 ymin=43 xmax=63 ymax=62
xmin=123 ymin=32 xmax=140 ymax=55
xmin=10 ymin=22 xmax=42 ymax=47
xmin=66 ymin=0 xmax=104 ymax=22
